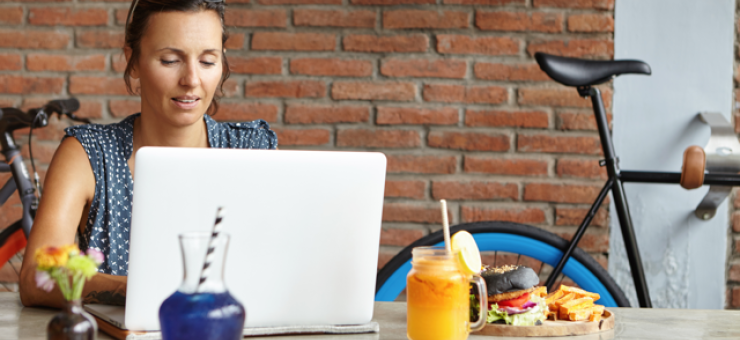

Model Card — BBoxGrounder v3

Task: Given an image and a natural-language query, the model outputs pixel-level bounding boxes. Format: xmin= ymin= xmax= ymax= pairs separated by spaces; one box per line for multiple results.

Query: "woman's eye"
xmin=161 ymin=60 xmax=177 ymax=65
xmin=201 ymin=61 xmax=216 ymax=66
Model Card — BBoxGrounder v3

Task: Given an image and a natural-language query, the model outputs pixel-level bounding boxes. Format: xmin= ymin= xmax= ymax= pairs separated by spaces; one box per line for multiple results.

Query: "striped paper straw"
xmin=197 ymin=207 xmax=226 ymax=292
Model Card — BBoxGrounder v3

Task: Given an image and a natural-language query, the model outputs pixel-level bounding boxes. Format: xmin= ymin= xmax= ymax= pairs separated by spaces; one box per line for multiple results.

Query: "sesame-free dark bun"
xmin=481 ymin=265 xmax=540 ymax=296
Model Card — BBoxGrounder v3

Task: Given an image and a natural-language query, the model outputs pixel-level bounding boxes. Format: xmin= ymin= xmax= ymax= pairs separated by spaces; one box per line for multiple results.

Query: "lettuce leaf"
xmin=484 ymin=294 xmax=547 ymax=326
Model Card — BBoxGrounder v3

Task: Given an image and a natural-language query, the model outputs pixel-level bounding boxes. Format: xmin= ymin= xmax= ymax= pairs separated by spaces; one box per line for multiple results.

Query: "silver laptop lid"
xmin=125 ymin=148 xmax=386 ymax=331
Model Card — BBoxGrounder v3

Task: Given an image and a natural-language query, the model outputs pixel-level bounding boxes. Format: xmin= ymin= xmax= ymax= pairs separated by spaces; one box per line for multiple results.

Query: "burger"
xmin=475 ymin=265 xmax=547 ymax=326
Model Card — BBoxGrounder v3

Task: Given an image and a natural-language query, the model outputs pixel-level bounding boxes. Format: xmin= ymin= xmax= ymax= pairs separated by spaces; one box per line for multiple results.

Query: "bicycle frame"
xmin=0 ymin=130 xmax=37 ymax=239
xmin=543 ymin=86 xmax=740 ymax=308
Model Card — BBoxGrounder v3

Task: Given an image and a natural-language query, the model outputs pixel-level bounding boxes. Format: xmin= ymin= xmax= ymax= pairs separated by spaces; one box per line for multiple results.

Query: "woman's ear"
xmin=124 ymin=46 xmax=139 ymax=80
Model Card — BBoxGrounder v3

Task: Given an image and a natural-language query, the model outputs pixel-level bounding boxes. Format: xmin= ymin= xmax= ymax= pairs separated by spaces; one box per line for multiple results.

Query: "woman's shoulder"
xmin=205 ymin=115 xmax=278 ymax=149
xmin=64 ymin=114 xmax=136 ymax=141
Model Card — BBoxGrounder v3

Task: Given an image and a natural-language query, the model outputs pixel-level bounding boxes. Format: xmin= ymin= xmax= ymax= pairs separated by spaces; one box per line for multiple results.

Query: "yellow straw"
xmin=440 ymin=199 xmax=451 ymax=254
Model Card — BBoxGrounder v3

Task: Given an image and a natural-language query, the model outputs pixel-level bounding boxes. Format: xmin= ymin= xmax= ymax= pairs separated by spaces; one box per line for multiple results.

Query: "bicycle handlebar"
xmin=0 ymin=97 xmax=87 ymax=136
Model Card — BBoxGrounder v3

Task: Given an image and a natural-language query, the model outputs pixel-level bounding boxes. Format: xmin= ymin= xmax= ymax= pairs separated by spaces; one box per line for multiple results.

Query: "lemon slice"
xmin=450 ymin=231 xmax=482 ymax=276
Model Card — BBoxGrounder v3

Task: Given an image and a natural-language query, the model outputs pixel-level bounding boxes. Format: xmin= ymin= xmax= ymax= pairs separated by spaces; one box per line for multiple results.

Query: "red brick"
xmin=76 ymin=30 xmax=124 ymax=49
xmin=732 ymin=287 xmax=740 ymax=307
xmin=385 ymin=180 xmax=426 ymax=199
xmin=0 ymin=76 xmax=64 ymax=94
xmin=437 ymin=35 xmax=519 ymax=55
xmin=112 ymin=53 xmax=127 ymax=73
xmin=518 ymin=134 xmax=601 ymax=155
xmin=735 ymin=191 xmax=740 ymax=209
xmin=380 ymin=228 xmax=425 ymax=246
xmin=258 ymin=0 xmax=341 ymax=4
xmin=444 ymin=0 xmax=523 ymax=4
xmin=0 ymin=53 xmax=21 ymax=71
xmin=294 ymin=9 xmax=375 ymax=28
xmin=556 ymin=207 xmax=608 ymax=227
xmin=524 ymin=183 xmax=602 ymax=204
xmin=527 ymin=39 xmax=614 ymax=58
xmin=21 ymin=142 xmax=57 ymax=164
xmin=382 ymin=203 xmax=446 ymax=224
xmin=70 ymin=76 xmax=128 ymax=95
xmin=557 ymin=158 xmax=606 ymax=179
xmin=0 ymin=6 xmax=22 ymax=24
xmin=557 ymin=232 xmax=609 ymax=253
xmin=273 ymin=128 xmax=331 ymax=146
xmin=29 ymin=7 xmax=107 ymax=26
xmin=285 ymin=105 xmax=369 ymax=124
xmin=432 ymin=181 xmax=518 ymax=200
xmin=224 ymin=9 xmax=286 ymax=28
xmin=109 ymin=100 xmax=140 ymax=118
xmin=27 ymin=54 xmax=105 ymax=72
xmin=518 ymin=88 xmax=612 ymax=108
xmin=377 ymin=250 xmax=396 ymax=270
xmin=217 ymin=102 xmax=279 ymax=123
xmin=383 ymin=10 xmax=468 ymax=29
xmin=428 ymin=131 xmax=509 ymax=151
xmin=352 ymin=0 xmax=433 ymax=5
xmin=476 ymin=11 xmax=562 ymax=33
xmin=474 ymin=62 xmax=549 ymax=81
xmin=0 ymin=29 xmax=69 ymax=49
xmin=337 ymin=129 xmax=420 ymax=148
xmin=114 ymin=8 xmax=127 ymax=25
xmin=225 ymin=33 xmax=245 ymax=50
xmin=533 ymin=0 xmax=614 ymax=10
xmin=332 ymin=82 xmax=415 ymax=101
xmin=736 ymin=237 xmax=740 ymax=255
xmin=568 ymin=14 xmax=614 ymax=33
xmin=558 ymin=111 xmax=612 ymax=130
xmin=461 ymin=207 xmax=545 ymax=224
xmin=0 ymin=204 xmax=21 ymax=236
xmin=466 ymin=109 xmax=548 ymax=128
xmin=423 ymin=84 xmax=507 ymax=104
xmin=381 ymin=59 xmax=466 ymax=79
xmin=387 ymin=155 xmax=457 ymax=174
xmin=218 ymin=79 xmax=239 ymax=98
xmin=343 ymin=34 xmax=428 ymax=53
xmin=252 ymin=32 xmax=335 ymax=51
xmin=18 ymin=121 xmax=71 ymax=143
xmin=229 ymin=56 xmax=282 ymax=75
xmin=291 ymin=58 xmax=372 ymax=77
xmin=245 ymin=80 xmax=325 ymax=99
xmin=464 ymin=156 xmax=548 ymax=176
xmin=377 ymin=107 xmax=458 ymax=125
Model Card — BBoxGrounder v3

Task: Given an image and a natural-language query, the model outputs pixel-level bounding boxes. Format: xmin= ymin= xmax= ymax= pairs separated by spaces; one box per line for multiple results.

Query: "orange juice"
xmin=407 ymin=248 xmax=469 ymax=340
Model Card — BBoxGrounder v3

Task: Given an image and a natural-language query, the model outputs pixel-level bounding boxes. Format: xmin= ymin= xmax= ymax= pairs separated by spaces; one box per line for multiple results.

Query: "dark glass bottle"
xmin=159 ymin=233 xmax=246 ymax=340
xmin=47 ymin=299 xmax=97 ymax=340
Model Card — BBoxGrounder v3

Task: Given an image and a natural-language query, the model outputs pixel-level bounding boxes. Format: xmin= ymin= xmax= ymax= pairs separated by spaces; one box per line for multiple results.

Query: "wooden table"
xmin=1 ymin=292 xmax=739 ymax=339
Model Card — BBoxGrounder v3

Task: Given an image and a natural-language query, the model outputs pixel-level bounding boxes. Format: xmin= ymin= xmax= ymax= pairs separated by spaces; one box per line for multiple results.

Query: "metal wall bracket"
xmin=695 ymin=112 xmax=740 ymax=220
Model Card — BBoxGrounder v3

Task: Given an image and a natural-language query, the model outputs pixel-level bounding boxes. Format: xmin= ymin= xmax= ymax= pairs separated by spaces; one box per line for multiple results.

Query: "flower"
xmin=66 ymin=256 xmax=99 ymax=279
xmin=35 ymin=270 xmax=54 ymax=292
xmin=86 ymin=248 xmax=104 ymax=265
xmin=35 ymin=245 xmax=79 ymax=270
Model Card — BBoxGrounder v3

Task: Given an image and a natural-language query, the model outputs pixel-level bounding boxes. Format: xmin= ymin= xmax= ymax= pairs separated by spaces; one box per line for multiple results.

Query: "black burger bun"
xmin=481 ymin=265 xmax=540 ymax=298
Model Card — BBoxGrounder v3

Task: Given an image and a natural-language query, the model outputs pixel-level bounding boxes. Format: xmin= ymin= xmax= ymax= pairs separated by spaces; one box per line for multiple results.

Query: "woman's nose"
xmin=179 ymin=62 xmax=201 ymax=87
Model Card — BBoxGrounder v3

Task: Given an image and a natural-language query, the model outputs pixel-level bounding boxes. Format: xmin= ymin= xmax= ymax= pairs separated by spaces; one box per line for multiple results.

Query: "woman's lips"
xmin=171 ymin=98 xmax=199 ymax=110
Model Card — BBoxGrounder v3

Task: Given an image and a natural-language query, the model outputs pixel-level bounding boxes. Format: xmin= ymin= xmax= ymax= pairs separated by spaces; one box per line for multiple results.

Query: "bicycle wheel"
xmin=376 ymin=221 xmax=630 ymax=307
xmin=0 ymin=220 xmax=26 ymax=291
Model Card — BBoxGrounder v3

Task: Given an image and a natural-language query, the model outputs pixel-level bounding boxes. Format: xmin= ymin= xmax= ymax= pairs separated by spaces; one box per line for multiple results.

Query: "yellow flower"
xmin=35 ymin=245 xmax=80 ymax=270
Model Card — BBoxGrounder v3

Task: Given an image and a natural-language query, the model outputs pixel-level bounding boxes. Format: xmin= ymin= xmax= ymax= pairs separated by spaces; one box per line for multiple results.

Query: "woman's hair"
xmin=124 ymin=0 xmax=230 ymax=116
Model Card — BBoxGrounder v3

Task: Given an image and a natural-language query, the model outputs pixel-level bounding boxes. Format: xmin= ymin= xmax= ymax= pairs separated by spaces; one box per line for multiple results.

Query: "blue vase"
xmin=159 ymin=233 xmax=245 ymax=340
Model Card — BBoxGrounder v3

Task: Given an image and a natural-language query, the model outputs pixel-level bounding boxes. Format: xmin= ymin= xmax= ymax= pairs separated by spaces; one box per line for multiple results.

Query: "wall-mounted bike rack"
xmin=695 ymin=112 xmax=740 ymax=220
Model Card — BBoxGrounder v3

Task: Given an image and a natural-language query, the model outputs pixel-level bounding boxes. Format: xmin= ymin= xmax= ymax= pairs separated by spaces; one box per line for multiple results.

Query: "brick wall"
xmin=0 ymin=0 xmax=631 ymax=299
xmin=730 ymin=2 xmax=740 ymax=310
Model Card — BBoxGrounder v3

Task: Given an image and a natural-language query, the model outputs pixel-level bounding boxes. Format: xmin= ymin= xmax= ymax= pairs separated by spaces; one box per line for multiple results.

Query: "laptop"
xmin=85 ymin=147 xmax=387 ymax=332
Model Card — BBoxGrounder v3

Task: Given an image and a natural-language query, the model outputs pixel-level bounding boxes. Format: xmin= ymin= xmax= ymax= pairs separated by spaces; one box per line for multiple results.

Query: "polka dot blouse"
xmin=64 ymin=113 xmax=278 ymax=275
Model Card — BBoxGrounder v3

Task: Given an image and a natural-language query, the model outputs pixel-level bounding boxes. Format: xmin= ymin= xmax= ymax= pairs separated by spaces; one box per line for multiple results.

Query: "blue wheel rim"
xmin=375 ymin=233 xmax=617 ymax=307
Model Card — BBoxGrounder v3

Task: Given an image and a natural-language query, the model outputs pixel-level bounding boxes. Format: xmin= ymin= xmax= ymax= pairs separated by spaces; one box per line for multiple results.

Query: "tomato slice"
xmin=497 ymin=292 xmax=530 ymax=308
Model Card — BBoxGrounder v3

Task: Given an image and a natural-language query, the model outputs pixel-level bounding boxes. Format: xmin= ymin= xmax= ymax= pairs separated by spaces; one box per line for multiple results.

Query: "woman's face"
xmin=130 ymin=10 xmax=223 ymax=128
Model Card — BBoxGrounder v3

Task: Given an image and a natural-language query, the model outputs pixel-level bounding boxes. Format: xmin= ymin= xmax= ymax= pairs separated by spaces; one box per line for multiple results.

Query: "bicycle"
xmin=375 ymin=53 xmax=740 ymax=308
xmin=0 ymin=98 xmax=89 ymax=291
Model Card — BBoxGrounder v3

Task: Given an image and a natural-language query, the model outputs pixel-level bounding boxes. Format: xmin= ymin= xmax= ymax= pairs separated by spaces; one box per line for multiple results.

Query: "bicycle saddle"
xmin=535 ymin=53 xmax=651 ymax=87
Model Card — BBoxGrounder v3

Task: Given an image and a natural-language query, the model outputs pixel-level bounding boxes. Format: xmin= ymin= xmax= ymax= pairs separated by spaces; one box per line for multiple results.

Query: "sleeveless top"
xmin=64 ymin=113 xmax=278 ymax=275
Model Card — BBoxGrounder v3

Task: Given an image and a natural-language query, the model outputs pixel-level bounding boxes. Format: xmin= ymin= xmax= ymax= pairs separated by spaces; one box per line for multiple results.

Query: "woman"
xmin=19 ymin=0 xmax=277 ymax=308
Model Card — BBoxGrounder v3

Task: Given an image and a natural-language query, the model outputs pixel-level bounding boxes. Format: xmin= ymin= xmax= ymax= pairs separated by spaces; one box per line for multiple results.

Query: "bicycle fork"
xmin=544 ymin=87 xmax=653 ymax=308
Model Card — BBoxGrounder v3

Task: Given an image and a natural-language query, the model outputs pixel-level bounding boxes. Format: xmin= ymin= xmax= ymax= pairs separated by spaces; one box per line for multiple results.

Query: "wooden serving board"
xmin=473 ymin=309 xmax=614 ymax=337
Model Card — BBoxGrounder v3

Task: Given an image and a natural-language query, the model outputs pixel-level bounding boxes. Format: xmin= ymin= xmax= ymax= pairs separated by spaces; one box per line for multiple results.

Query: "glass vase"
xmin=47 ymin=299 xmax=97 ymax=340
xmin=159 ymin=233 xmax=246 ymax=340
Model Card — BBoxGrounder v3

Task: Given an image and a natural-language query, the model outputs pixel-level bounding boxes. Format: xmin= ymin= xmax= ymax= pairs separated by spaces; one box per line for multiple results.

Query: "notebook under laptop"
xmin=85 ymin=147 xmax=387 ymax=332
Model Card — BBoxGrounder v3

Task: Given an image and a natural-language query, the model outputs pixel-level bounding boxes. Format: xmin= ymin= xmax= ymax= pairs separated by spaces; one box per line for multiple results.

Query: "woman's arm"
xmin=19 ymin=137 xmax=125 ymax=308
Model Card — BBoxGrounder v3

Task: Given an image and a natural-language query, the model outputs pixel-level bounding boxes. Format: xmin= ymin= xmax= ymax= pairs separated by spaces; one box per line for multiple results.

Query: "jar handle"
xmin=469 ymin=275 xmax=488 ymax=332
